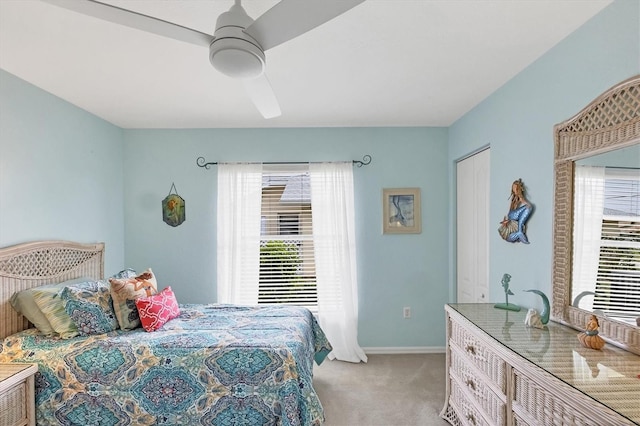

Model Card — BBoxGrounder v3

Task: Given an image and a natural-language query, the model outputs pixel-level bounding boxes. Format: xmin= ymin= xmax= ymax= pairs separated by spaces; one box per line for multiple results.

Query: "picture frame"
xmin=382 ymin=188 xmax=421 ymax=234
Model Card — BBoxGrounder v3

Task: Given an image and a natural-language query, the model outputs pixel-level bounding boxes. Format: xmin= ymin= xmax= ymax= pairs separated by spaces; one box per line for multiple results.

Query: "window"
xmin=259 ymin=166 xmax=317 ymax=307
xmin=592 ymin=168 xmax=640 ymax=322
xmin=217 ymin=161 xmax=367 ymax=361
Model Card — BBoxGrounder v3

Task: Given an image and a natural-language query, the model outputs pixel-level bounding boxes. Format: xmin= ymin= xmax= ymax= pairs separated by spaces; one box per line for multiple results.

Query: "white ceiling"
xmin=0 ymin=0 xmax=612 ymax=129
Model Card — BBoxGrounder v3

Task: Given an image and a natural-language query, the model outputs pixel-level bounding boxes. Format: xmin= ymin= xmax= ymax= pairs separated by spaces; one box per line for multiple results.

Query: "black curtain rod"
xmin=196 ymin=155 xmax=372 ymax=170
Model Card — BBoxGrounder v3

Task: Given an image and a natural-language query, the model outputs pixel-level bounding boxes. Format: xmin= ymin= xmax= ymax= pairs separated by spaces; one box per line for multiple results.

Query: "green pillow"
xmin=10 ymin=277 xmax=90 ymax=336
xmin=32 ymin=277 xmax=92 ymax=339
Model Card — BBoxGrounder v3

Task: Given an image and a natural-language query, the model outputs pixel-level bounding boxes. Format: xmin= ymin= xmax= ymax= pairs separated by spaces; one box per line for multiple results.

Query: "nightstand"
xmin=0 ymin=363 xmax=38 ymax=426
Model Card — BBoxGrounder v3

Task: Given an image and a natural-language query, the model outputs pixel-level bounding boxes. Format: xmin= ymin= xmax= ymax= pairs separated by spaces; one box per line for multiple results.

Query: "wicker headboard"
xmin=0 ymin=240 xmax=104 ymax=339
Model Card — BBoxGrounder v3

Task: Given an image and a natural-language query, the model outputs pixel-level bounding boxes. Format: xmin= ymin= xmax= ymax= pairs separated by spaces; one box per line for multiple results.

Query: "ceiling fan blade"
xmin=244 ymin=0 xmax=366 ymax=51
xmin=41 ymin=0 xmax=214 ymax=47
xmin=244 ymin=75 xmax=281 ymax=119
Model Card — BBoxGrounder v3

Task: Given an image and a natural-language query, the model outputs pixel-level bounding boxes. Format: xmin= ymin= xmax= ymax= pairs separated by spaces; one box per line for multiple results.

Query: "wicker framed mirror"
xmin=552 ymin=75 xmax=640 ymax=355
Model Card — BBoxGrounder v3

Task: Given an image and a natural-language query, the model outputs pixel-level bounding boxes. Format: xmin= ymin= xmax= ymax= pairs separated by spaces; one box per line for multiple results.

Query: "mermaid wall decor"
xmin=498 ymin=178 xmax=533 ymax=244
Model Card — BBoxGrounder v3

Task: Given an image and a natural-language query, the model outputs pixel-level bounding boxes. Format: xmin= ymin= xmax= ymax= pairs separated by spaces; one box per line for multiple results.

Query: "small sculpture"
xmin=578 ymin=315 xmax=605 ymax=350
xmin=494 ymin=273 xmax=521 ymax=312
xmin=498 ymin=179 xmax=533 ymax=244
xmin=524 ymin=308 xmax=544 ymax=329
xmin=524 ymin=289 xmax=549 ymax=324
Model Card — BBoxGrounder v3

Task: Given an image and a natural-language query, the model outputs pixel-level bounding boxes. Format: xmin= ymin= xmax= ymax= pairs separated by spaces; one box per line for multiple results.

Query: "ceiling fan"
xmin=41 ymin=0 xmax=366 ymax=119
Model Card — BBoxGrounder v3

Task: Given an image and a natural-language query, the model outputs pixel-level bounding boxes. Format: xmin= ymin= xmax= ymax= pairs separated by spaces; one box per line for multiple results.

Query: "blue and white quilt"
xmin=0 ymin=304 xmax=332 ymax=426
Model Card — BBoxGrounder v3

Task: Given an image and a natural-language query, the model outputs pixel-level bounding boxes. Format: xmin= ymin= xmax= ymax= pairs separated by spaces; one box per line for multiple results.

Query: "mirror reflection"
xmin=571 ymin=143 xmax=640 ymax=327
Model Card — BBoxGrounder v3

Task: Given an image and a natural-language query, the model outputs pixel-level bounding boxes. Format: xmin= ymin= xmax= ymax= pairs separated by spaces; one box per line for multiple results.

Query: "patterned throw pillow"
xmin=61 ymin=280 xmax=119 ymax=336
xmin=109 ymin=269 xmax=158 ymax=330
xmin=135 ymin=287 xmax=180 ymax=332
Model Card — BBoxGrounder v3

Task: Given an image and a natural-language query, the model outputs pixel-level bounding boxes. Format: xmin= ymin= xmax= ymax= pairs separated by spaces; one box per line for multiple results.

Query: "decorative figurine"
xmin=524 ymin=308 xmax=545 ymax=329
xmin=524 ymin=289 xmax=550 ymax=325
xmin=494 ymin=273 xmax=521 ymax=311
xmin=578 ymin=315 xmax=605 ymax=350
xmin=498 ymin=178 xmax=533 ymax=244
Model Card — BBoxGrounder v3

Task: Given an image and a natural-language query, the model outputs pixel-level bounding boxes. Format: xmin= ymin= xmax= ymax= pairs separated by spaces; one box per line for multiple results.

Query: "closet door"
xmin=456 ymin=149 xmax=490 ymax=303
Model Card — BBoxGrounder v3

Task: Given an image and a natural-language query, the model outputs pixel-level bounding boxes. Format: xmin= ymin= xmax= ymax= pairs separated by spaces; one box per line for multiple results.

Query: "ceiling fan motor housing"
xmin=209 ymin=4 xmax=265 ymax=80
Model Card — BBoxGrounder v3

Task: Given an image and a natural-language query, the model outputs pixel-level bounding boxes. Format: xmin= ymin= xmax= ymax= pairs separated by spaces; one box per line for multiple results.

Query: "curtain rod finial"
xmin=197 ymin=157 xmax=217 ymax=170
xmin=354 ymin=155 xmax=372 ymax=167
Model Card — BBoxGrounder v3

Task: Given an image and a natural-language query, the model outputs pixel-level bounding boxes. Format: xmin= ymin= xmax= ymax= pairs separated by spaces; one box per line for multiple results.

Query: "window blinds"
xmin=593 ymin=168 xmax=640 ymax=318
xmin=591 ymin=168 xmax=640 ymax=320
xmin=258 ymin=164 xmax=317 ymax=307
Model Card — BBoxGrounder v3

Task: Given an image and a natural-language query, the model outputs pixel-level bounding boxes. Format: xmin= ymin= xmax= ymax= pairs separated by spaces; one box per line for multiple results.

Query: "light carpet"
xmin=313 ymin=353 xmax=450 ymax=426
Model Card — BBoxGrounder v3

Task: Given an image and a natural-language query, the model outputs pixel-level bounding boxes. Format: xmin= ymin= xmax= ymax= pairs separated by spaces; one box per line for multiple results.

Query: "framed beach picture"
xmin=382 ymin=188 xmax=421 ymax=234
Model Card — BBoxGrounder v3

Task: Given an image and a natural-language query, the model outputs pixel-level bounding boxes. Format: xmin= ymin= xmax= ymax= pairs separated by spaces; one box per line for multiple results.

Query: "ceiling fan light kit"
xmin=209 ymin=30 xmax=265 ymax=80
xmin=209 ymin=2 xmax=265 ymax=80
xmin=40 ymin=0 xmax=366 ymax=119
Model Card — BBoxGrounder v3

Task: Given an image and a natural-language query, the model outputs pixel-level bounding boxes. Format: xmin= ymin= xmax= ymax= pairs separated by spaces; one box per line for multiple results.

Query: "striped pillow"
xmin=33 ymin=286 xmax=79 ymax=339
xmin=11 ymin=277 xmax=90 ymax=336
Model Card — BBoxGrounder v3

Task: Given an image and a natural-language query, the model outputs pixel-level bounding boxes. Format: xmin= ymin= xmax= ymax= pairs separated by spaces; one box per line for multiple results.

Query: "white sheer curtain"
xmin=217 ymin=163 xmax=263 ymax=305
xmin=309 ymin=162 xmax=367 ymax=363
xmin=572 ymin=165 xmax=605 ymax=310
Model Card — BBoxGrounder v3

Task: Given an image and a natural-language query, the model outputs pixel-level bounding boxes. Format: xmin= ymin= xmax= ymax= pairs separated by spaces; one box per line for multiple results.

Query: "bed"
xmin=0 ymin=240 xmax=332 ymax=425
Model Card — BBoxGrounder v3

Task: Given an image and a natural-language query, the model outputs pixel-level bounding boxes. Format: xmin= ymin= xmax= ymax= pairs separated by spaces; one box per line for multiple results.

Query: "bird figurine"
xmin=578 ymin=315 xmax=605 ymax=350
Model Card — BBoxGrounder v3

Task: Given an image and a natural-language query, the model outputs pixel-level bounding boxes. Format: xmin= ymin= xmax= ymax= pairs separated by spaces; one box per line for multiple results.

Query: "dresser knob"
xmin=466 ymin=379 xmax=476 ymax=391
xmin=466 ymin=413 xmax=477 ymax=425
xmin=465 ymin=345 xmax=476 ymax=355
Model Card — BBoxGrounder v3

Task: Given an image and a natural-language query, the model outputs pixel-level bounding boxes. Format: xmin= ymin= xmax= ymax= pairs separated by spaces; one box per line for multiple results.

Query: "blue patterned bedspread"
xmin=0 ymin=304 xmax=332 ymax=426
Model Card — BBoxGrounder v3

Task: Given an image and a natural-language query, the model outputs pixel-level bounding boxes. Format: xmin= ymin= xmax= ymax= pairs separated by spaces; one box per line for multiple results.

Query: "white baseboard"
xmin=362 ymin=346 xmax=445 ymax=354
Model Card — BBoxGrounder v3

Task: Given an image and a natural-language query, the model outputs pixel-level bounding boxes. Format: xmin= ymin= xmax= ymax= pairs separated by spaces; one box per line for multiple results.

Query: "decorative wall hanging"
xmin=162 ymin=183 xmax=185 ymax=227
xmin=498 ymin=178 xmax=533 ymax=244
xmin=494 ymin=273 xmax=521 ymax=311
xmin=382 ymin=188 xmax=421 ymax=234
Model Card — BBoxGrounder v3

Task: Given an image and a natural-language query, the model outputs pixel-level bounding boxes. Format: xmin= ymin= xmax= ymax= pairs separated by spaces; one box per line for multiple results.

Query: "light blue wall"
xmin=122 ymin=127 xmax=450 ymax=348
xmin=448 ymin=0 xmax=640 ymax=312
xmin=0 ymin=70 xmax=125 ymax=274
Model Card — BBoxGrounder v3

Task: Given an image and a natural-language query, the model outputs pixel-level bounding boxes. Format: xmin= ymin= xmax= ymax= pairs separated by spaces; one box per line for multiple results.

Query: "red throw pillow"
xmin=135 ymin=286 xmax=180 ymax=332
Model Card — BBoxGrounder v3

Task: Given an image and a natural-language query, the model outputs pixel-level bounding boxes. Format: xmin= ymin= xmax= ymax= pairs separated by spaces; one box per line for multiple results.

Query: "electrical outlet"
xmin=403 ymin=307 xmax=411 ymax=319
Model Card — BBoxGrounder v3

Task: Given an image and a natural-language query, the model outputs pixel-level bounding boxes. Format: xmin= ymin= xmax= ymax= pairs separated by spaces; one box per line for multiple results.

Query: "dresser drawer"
xmin=0 ymin=381 xmax=28 ymax=426
xmin=450 ymin=318 xmax=506 ymax=392
xmin=450 ymin=346 xmax=506 ymax=424
xmin=513 ymin=369 xmax=609 ymax=426
xmin=450 ymin=378 xmax=494 ymax=426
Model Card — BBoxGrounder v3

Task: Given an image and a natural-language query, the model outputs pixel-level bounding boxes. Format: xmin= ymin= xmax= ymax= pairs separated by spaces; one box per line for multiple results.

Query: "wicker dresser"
xmin=441 ymin=304 xmax=640 ymax=426
xmin=0 ymin=363 xmax=37 ymax=426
